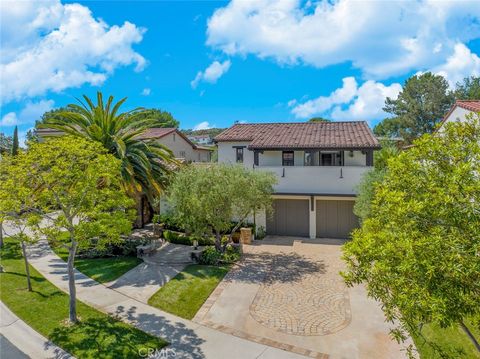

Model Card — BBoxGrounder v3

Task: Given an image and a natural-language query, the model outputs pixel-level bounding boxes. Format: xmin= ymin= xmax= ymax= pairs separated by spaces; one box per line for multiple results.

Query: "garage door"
xmin=316 ymin=200 xmax=359 ymax=239
xmin=266 ymin=199 xmax=309 ymax=237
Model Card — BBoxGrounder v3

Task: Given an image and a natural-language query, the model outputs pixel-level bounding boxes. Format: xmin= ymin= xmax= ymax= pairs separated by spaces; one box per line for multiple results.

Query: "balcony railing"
xmin=253 ymin=166 xmax=370 ymax=195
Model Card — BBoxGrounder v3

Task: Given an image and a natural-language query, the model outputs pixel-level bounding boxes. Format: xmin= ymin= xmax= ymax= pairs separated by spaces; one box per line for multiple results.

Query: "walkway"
xmin=0 ymin=301 xmax=73 ymax=359
xmin=24 ymin=240 xmax=307 ymax=359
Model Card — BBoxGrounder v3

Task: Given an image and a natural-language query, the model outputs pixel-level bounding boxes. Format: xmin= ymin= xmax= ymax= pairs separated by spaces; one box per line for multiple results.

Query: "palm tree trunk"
xmin=20 ymin=240 xmax=32 ymax=292
xmin=67 ymin=240 xmax=78 ymax=323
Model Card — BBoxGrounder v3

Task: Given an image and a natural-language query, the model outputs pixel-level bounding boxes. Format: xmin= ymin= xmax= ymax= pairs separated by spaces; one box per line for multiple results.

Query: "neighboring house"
xmin=437 ymin=100 xmax=480 ymax=131
xmin=215 ymin=121 xmax=380 ymax=239
xmin=187 ymin=134 xmax=213 ymax=145
xmin=140 ymin=128 xmax=212 ymax=162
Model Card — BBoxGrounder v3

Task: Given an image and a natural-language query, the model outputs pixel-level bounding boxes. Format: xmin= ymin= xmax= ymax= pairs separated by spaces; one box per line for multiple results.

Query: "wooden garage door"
xmin=266 ymin=199 xmax=309 ymax=237
xmin=316 ymin=200 xmax=359 ymax=239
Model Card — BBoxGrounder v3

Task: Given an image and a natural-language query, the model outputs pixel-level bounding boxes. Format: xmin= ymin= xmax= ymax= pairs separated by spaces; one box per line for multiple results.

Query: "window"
xmin=321 ymin=153 xmax=333 ymax=166
xmin=282 ymin=151 xmax=294 ymax=166
xmin=179 ymin=151 xmax=186 ymax=158
xmin=304 ymin=151 xmax=315 ymax=166
xmin=236 ymin=147 xmax=244 ymax=163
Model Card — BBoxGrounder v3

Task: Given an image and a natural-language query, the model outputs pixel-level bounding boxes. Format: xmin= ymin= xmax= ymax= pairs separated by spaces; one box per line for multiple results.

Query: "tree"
xmin=343 ymin=114 xmax=480 ymax=356
xmin=375 ymin=72 xmax=454 ymax=144
xmin=11 ymin=126 xmax=19 ymax=156
xmin=133 ymin=109 xmax=179 ymax=128
xmin=0 ymin=155 xmax=39 ymax=290
xmin=168 ymin=164 xmax=276 ymax=251
xmin=21 ymin=136 xmax=134 ymax=323
xmin=353 ymin=141 xmax=399 ymax=222
xmin=0 ymin=132 xmax=13 ymax=154
xmin=25 ymin=129 xmax=38 ymax=147
xmin=308 ymin=117 xmax=331 ymax=122
xmin=38 ymin=92 xmax=177 ymax=227
xmin=454 ymin=76 xmax=480 ymax=100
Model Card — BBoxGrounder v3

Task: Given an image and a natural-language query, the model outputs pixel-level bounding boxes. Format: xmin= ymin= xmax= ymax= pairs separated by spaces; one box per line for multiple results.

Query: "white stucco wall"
xmin=344 ymin=150 xmax=366 ymax=166
xmin=441 ymin=107 xmax=473 ymax=129
xmin=217 ymin=141 xmax=255 ymax=168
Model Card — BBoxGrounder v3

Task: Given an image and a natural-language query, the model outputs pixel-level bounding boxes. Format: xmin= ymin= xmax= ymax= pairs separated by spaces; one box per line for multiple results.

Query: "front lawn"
xmin=0 ymin=239 xmax=167 ymax=358
xmin=148 ymin=264 xmax=230 ymax=319
xmin=412 ymin=320 xmax=480 ymax=359
xmin=52 ymin=245 xmax=141 ymax=283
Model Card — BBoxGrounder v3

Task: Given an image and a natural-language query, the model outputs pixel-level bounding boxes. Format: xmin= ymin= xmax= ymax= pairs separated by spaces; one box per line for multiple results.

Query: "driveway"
xmin=193 ymin=237 xmax=411 ymax=359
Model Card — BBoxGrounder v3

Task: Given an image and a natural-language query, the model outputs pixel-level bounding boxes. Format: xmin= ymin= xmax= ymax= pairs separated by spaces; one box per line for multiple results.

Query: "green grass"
xmin=0 ymin=239 xmax=168 ymax=358
xmin=148 ymin=264 xmax=230 ymax=319
xmin=411 ymin=320 xmax=480 ymax=358
xmin=52 ymin=245 xmax=141 ymax=283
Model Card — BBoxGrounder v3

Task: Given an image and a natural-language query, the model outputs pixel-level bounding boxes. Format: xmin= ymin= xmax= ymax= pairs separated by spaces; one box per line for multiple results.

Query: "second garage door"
xmin=266 ymin=199 xmax=309 ymax=237
xmin=316 ymin=200 xmax=359 ymax=239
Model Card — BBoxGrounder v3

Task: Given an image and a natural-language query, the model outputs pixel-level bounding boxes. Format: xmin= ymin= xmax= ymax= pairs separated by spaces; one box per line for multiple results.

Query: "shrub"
xmin=163 ymin=230 xmax=215 ymax=246
xmin=157 ymin=212 xmax=184 ymax=232
xmin=199 ymin=244 xmax=241 ymax=265
xmin=256 ymin=226 xmax=266 ymax=240
xmin=67 ymin=237 xmax=150 ymax=258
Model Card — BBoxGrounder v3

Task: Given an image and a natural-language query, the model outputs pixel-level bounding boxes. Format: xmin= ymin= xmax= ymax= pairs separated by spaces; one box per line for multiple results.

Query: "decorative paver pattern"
xmin=250 ymin=254 xmax=351 ymax=336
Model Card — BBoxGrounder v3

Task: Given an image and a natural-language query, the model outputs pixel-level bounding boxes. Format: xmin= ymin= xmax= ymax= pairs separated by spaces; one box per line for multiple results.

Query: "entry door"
xmin=316 ymin=200 xmax=359 ymax=238
xmin=266 ymin=199 xmax=309 ymax=237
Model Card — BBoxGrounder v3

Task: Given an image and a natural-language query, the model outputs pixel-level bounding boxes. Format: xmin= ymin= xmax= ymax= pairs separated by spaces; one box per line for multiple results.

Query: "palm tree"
xmin=38 ymin=92 xmax=177 ymax=227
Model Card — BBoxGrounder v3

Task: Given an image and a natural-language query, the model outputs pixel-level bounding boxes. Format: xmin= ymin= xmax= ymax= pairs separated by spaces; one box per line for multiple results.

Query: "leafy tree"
xmin=454 ymin=76 xmax=480 ymax=100
xmin=0 ymin=132 xmax=13 ymax=154
xmin=19 ymin=136 xmax=134 ymax=323
xmin=168 ymin=164 xmax=276 ymax=251
xmin=375 ymin=72 xmax=454 ymax=144
xmin=353 ymin=141 xmax=399 ymax=222
xmin=0 ymin=155 xmax=39 ymax=290
xmin=38 ymin=92 xmax=177 ymax=227
xmin=25 ymin=129 xmax=38 ymax=147
xmin=133 ymin=109 xmax=179 ymax=128
xmin=11 ymin=126 xmax=19 ymax=156
xmin=343 ymin=114 xmax=480 ymax=356
xmin=308 ymin=117 xmax=331 ymax=122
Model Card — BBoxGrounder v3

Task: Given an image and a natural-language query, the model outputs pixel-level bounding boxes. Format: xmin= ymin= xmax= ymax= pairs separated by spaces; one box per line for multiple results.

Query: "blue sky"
xmin=1 ymin=0 xmax=480 ymax=143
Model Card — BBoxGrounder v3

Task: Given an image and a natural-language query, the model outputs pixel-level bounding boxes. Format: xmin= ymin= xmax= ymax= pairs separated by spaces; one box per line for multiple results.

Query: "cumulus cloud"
xmin=291 ymin=77 xmax=401 ymax=121
xmin=0 ymin=0 xmax=146 ymax=103
xmin=191 ymin=60 xmax=231 ymax=88
xmin=193 ymin=121 xmax=213 ymax=130
xmin=432 ymin=43 xmax=480 ymax=87
xmin=0 ymin=100 xmax=54 ymax=127
xmin=206 ymin=0 xmax=480 ymax=79
xmin=141 ymin=88 xmax=151 ymax=96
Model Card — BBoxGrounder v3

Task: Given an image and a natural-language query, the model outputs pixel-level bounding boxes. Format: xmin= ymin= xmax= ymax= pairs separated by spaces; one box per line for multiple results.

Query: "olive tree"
xmin=343 ymin=114 xmax=480 ymax=356
xmin=21 ymin=137 xmax=134 ymax=323
xmin=167 ymin=164 xmax=276 ymax=250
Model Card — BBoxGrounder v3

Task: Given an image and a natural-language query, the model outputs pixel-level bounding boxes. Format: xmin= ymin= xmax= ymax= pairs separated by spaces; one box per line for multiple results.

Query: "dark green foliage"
xmin=0 ymin=132 xmax=13 ymax=154
xmin=199 ymin=245 xmax=240 ymax=265
xmin=308 ymin=117 xmax=331 ymax=122
xmin=454 ymin=76 xmax=480 ymax=100
xmin=375 ymin=72 xmax=454 ymax=144
xmin=163 ymin=230 xmax=215 ymax=246
xmin=132 ymin=108 xmax=179 ymax=128
xmin=11 ymin=126 xmax=19 ymax=155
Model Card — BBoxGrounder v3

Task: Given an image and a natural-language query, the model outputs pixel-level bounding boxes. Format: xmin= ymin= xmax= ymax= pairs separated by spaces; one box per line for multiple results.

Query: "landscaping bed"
xmin=148 ymin=264 xmax=230 ymax=320
xmin=0 ymin=239 xmax=168 ymax=358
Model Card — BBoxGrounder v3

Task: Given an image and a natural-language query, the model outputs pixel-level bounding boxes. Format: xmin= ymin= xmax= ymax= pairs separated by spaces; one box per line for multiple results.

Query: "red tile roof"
xmin=456 ymin=100 xmax=480 ymax=112
xmin=215 ymin=121 xmax=380 ymax=149
xmin=138 ymin=128 xmax=177 ymax=139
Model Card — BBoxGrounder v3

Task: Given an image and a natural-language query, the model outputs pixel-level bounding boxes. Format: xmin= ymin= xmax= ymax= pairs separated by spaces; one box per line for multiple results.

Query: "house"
xmin=187 ymin=134 xmax=213 ymax=145
xmin=215 ymin=121 xmax=380 ymax=239
xmin=140 ymin=128 xmax=212 ymax=162
xmin=437 ymin=100 xmax=480 ymax=131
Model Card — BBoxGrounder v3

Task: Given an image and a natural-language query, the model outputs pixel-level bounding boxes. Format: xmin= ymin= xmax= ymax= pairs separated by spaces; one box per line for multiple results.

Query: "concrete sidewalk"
xmin=0 ymin=301 xmax=73 ymax=359
xmin=25 ymin=240 xmax=307 ymax=359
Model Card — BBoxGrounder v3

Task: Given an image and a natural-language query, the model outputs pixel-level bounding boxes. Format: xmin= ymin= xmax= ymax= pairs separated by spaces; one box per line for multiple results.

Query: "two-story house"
xmin=215 ymin=121 xmax=380 ymax=239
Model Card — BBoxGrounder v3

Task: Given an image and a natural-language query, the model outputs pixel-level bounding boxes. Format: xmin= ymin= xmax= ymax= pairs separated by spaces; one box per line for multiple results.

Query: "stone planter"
xmin=240 ymin=227 xmax=252 ymax=244
xmin=153 ymin=223 xmax=164 ymax=237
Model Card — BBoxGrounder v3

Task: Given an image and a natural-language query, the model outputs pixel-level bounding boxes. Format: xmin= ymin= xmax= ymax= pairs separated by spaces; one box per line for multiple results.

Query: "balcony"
xmin=253 ymin=166 xmax=370 ymax=195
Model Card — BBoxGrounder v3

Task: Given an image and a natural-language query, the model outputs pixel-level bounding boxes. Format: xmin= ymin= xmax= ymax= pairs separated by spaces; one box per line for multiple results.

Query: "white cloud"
xmin=191 ymin=60 xmax=231 ymax=89
xmin=291 ymin=77 xmax=401 ymax=121
xmin=432 ymin=43 xmax=480 ymax=87
xmin=0 ymin=0 xmax=146 ymax=103
xmin=0 ymin=100 xmax=54 ymax=127
xmin=193 ymin=121 xmax=213 ymax=130
xmin=206 ymin=0 xmax=480 ymax=79
xmin=141 ymin=88 xmax=151 ymax=96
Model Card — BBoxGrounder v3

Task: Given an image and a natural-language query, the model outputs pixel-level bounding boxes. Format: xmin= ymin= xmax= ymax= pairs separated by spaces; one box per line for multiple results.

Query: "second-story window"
xmin=236 ymin=148 xmax=244 ymax=163
xmin=179 ymin=150 xmax=186 ymax=158
xmin=282 ymin=151 xmax=294 ymax=166
xmin=304 ymin=151 xmax=315 ymax=166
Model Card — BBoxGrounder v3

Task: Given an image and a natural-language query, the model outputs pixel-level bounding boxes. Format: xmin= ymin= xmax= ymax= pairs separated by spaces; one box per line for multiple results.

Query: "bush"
xmin=156 ymin=212 xmax=184 ymax=232
xmin=69 ymin=237 xmax=151 ymax=258
xmin=256 ymin=226 xmax=266 ymax=240
xmin=163 ymin=230 xmax=214 ymax=246
xmin=198 ymin=244 xmax=241 ymax=265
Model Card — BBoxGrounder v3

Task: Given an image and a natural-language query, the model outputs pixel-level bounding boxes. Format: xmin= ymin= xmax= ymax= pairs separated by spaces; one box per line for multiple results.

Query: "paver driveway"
xmin=194 ymin=237 xmax=411 ymax=359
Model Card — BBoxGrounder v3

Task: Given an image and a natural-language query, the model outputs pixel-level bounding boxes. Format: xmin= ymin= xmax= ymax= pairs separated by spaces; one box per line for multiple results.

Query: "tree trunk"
xmin=134 ymin=193 xmax=144 ymax=229
xmin=0 ymin=221 xmax=4 ymax=248
xmin=460 ymin=321 xmax=480 ymax=352
xmin=20 ymin=240 xmax=32 ymax=292
xmin=215 ymin=230 xmax=222 ymax=252
xmin=67 ymin=240 xmax=78 ymax=324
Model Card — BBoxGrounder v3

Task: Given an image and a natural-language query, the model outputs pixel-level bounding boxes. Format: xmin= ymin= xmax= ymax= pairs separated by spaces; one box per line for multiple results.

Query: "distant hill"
xmin=182 ymin=128 xmax=225 ymax=138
